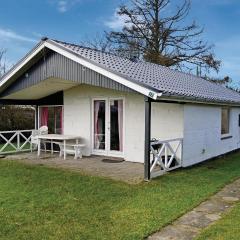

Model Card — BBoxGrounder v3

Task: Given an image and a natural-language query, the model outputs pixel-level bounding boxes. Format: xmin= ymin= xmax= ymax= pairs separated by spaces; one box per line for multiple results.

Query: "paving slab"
xmin=2 ymin=152 xmax=144 ymax=184
xmin=148 ymin=178 xmax=240 ymax=240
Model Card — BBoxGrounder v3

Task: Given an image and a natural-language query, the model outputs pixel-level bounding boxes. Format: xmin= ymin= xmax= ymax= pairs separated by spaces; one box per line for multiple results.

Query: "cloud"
xmin=0 ymin=27 xmax=37 ymax=67
xmin=49 ymin=0 xmax=81 ymax=13
xmin=104 ymin=8 xmax=128 ymax=30
xmin=32 ymin=31 xmax=43 ymax=39
xmin=58 ymin=0 xmax=68 ymax=12
xmin=0 ymin=28 xmax=37 ymax=43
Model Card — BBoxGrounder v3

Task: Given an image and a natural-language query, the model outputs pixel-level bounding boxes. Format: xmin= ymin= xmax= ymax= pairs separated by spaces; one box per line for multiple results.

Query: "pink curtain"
xmin=40 ymin=107 xmax=48 ymax=127
xmin=118 ymin=100 xmax=123 ymax=152
xmin=94 ymin=101 xmax=100 ymax=148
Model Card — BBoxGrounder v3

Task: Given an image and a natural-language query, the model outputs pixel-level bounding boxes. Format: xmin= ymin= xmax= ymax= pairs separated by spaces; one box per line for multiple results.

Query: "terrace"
xmin=0 ymin=129 xmax=182 ymax=182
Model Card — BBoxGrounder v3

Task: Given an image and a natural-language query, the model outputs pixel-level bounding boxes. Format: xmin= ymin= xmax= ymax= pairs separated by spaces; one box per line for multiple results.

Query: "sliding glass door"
xmin=93 ymin=99 xmax=124 ymax=156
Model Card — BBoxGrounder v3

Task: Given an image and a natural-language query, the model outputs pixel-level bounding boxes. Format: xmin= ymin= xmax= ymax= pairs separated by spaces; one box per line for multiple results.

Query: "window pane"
xmin=94 ymin=100 xmax=106 ymax=150
xmin=48 ymin=108 xmax=55 ymax=134
xmin=110 ymin=100 xmax=123 ymax=152
xmin=55 ymin=107 xmax=63 ymax=134
xmin=40 ymin=107 xmax=48 ymax=127
xmin=39 ymin=106 xmax=63 ymax=134
xmin=221 ymin=108 xmax=230 ymax=135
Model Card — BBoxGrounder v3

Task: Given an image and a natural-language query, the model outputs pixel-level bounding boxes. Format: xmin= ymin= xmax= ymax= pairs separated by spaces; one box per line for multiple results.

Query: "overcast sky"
xmin=0 ymin=0 xmax=240 ymax=86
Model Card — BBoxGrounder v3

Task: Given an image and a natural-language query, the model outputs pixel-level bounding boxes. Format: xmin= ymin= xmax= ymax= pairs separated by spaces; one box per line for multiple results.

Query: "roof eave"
xmin=0 ymin=39 xmax=160 ymax=100
xmin=0 ymin=40 xmax=45 ymax=90
xmin=46 ymin=39 xmax=160 ymax=99
xmin=156 ymin=93 xmax=240 ymax=106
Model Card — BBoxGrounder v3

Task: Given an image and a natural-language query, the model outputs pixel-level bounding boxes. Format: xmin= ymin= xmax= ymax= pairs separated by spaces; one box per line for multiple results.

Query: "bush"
xmin=0 ymin=105 xmax=35 ymax=131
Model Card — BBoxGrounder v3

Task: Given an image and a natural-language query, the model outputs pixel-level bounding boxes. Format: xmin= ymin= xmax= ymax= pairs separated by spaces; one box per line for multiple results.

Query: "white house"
xmin=0 ymin=37 xmax=240 ymax=180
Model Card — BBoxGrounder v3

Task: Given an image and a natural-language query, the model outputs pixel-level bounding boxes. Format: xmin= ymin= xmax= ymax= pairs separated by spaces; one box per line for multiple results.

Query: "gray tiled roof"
xmin=52 ymin=39 xmax=240 ymax=104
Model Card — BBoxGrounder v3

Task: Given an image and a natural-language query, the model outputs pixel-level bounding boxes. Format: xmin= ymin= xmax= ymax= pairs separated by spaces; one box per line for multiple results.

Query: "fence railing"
xmin=150 ymin=138 xmax=183 ymax=179
xmin=0 ymin=130 xmax=34 ymax=154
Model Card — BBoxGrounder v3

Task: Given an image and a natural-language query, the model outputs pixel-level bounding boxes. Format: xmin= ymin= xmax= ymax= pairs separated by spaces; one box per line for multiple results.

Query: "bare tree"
xmin=0 ymin=49 xmax=7 ymax=77
xmin=206 ymin=76 xmax=232 ymax=86
xmin=81 ymin=33 xmax=142 ymax=60
xmin=106 ymin=0 xmax=221 ymax=73
xmin=80 ymin=33 xmax=113 ymax=52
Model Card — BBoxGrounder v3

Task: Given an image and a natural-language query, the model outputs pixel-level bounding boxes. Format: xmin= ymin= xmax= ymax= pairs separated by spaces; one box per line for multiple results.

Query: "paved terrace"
xmin=3 ymin=153 xmax=144 ymax=184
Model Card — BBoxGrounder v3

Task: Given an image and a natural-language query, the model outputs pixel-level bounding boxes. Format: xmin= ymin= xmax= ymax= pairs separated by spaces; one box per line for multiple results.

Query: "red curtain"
xmin=40 ymin=107 xmax=48 ymax=126
xmin=40 ymin=106 xmax=63 ymax=134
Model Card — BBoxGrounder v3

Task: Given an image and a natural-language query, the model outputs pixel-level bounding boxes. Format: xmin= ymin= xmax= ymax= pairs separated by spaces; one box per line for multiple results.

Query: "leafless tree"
xmin=81 ymin=33 xmax=141 ymax=60
xmin=0 ymin=49 xmax=7 ymax=77
xmin=80 ymin=33 xmax=113 ymax=52
xmin=106 ymin=0 xmax=220 ymax=73
xmin=206 ymin=76 xmax=231 ymax=86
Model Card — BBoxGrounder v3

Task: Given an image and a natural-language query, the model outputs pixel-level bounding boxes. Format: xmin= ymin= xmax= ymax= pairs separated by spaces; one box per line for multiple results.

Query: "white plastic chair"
xmin=30 ymin=130 xmax=39 ymax=152
xmin=31 ymin=126 xmax=48 ymax=152
xmin=39 ymin=126 xmax=48 ymax=135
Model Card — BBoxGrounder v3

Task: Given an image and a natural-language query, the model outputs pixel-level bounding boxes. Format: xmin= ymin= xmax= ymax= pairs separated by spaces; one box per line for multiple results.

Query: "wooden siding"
xmin=0 ymin=51 xmax=134 ymax=98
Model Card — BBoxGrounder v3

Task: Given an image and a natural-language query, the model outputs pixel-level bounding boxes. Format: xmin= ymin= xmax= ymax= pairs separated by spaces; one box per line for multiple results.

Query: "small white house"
xmin=1 ymin=38 xmax=240 ymax=180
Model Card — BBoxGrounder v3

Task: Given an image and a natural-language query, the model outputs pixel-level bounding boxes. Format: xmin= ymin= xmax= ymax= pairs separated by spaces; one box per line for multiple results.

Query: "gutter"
xmin=156 ymin=93 xmax=240 ymax=107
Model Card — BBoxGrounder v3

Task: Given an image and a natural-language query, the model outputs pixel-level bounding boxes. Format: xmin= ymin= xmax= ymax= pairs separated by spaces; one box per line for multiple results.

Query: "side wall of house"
xmin=63 ymin=85 xmax=184 ymax=163
xmin=151 ymin=102 xmax=184 ymax=140
xmin=182 ymin=104 xmax=240 ymax=167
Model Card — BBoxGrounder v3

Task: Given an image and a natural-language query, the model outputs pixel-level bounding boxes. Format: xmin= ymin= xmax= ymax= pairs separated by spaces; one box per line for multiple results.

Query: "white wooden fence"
xmin=150 ymin=138 xmax=183 ymax=178
xmin=0 ymin=130 xmax=33 ymax=154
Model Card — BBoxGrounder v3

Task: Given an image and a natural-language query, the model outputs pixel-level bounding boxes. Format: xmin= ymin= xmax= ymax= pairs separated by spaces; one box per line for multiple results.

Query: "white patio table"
xmin=37 ymin=134 xmax=81 ymax=160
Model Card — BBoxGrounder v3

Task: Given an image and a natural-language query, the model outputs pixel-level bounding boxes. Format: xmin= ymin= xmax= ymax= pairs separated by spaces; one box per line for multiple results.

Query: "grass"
xmin=196 ymin=202 xmax=240 ymax=240
xmin=0 ymin=152 xmax=240 ymax=240
xmin=0 ymin=143 xmax=30 ymax=153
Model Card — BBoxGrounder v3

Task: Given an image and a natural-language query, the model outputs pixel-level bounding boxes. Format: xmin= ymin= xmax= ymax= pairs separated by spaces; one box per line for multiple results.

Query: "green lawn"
xmin=0 ymin=152 xmax=240 ymax=240
xmin=196 ymin=202 xmax=240 ymax=240
xmin=0 ymin=142 xmax=30 ymax=153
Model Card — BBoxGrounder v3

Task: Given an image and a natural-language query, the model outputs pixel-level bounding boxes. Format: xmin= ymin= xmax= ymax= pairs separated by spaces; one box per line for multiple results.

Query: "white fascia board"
xmin=157 ymin=95 xmax=240 ymax=106
xmin=0 ymin=43 xmax=45 ymax=88
xmin=44 ymin=42 xmax=159 ymax=99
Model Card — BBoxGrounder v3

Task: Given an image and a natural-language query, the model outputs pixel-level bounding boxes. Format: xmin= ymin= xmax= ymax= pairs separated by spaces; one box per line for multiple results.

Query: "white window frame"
xmin=91 ymin=97 xmax=125 ymax=158
xmin=221 ymin=107 xmax=231 ymax=138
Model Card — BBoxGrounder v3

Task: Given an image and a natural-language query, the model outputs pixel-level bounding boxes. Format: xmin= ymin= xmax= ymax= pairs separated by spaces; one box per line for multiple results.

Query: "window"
xmin=221 ymin=107 xmax=230 ymax=135
xmin=39 ymin=106 xmax=63 ymax=134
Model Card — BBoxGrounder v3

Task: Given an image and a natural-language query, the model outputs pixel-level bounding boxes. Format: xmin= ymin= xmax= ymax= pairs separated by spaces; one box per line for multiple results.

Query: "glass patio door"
xmin=93 ymin=100 xmax=106 ymax=152
xmin=109 ymin=99 xmax=123 ymax=153
xmin=93 ymin=99 xmax=124 ymax=156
